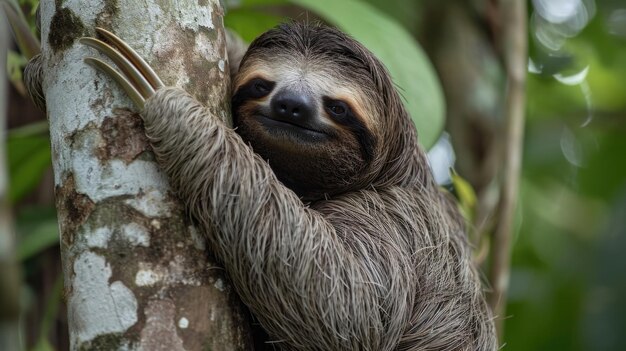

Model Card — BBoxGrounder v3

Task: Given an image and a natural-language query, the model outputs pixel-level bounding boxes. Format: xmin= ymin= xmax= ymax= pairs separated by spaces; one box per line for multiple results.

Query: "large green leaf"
xmin=228 ymin=0 xmax=287 ymax=6
xmin=16 ymin=206 xmax=59 ymax=261
xmin=225 ymin=9 xmax=285 ymax=42
xmin=288 ymin=0 xmax=444 ymax=148
xmin=7 ymin=124 xmax=52 ymax=203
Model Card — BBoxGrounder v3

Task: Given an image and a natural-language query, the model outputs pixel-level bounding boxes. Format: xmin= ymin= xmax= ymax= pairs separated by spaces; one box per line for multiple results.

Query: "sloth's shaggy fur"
xmin=139 ymin=23 xmax=497 ymax=350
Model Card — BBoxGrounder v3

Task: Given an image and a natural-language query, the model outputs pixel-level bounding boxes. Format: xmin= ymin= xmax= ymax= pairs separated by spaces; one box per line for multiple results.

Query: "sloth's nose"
xmin=270 ymin=91 xmax=315 ymax=122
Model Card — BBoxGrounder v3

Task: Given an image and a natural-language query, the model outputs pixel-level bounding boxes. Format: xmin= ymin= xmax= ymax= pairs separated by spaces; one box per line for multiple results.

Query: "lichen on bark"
xmin=48 ymin=7 xmax=86 ymax=53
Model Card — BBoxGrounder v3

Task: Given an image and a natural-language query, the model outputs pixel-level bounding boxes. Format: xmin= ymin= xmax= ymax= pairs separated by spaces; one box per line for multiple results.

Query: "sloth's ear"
xmin=81 ymin=27 xmax=164 ymax=109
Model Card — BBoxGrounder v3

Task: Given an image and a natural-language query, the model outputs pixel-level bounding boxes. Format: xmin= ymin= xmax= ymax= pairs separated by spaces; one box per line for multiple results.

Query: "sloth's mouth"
xmin=255 ymin=114 xmax=329 ymax=139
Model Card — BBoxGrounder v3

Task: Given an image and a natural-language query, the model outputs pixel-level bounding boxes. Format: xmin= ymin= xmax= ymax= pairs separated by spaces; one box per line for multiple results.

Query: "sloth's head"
xmin=232 ymin=23 xmax=421 ymax=200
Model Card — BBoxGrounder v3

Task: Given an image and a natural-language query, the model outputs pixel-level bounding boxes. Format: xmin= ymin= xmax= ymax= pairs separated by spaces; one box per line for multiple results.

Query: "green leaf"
xmin=16 ymin=206 xmax=59 ymax=261
xmin=451 ymin=171 xmax=477 ymax=221
xmin=7 ymin=127 xmax=52 ymax=203
xmin=30 ymin=339 xmax=55 ymax=351
xmin=288 ymin=0 xmax=445 ymax=148
xmin=228 ymin=0 xmax=287 ymax=7
xmin=7 ymin=49 xmax=27 ymax=88
xmin=225 ymin=9 xmax=285 ymax=42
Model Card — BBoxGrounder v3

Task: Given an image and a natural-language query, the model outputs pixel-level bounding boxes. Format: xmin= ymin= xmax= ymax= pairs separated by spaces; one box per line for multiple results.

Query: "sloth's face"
xmin=231 ymin=26 xmax=381 ymax=200
xmin=233 ymin=60 xmax=375 ymax=200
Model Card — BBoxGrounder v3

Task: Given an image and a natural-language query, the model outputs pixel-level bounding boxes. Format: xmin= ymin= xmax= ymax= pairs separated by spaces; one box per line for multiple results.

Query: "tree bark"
xmin=40 ymin=1 xmax=252 ymax=349
xmin=0 ymin=16 xmax=22 ymax=351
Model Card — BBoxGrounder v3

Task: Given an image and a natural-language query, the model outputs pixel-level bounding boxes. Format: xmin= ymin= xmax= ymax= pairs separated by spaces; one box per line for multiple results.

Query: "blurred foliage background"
xmin=2 ymin=0 xmax=625 ymax=350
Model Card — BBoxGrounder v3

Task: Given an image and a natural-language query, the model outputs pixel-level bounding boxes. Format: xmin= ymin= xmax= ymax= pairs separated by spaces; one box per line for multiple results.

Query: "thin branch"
xmin=488 ymin=0 xmax=527 ymax=340
xmin=0 ymin=15 xmax=22 ymax=351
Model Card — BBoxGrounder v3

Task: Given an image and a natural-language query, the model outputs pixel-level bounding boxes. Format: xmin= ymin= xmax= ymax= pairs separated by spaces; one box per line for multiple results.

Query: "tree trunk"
xmin=0 ymin=16 xmax=22 ymax=351
xmin=39 ymin=1 xmax=252 ymax=349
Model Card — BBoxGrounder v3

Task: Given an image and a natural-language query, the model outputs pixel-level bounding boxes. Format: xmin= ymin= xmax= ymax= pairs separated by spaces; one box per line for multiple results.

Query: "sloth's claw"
xmin=95 ymin=27 xmax=164 ymax=90
xmin=84 ymin=57 xmax=146 ymax=108
xmin=81 ymin=27 xmax=166 ymax=109
xmin=80 ymin=37 xmax=155 ymax=99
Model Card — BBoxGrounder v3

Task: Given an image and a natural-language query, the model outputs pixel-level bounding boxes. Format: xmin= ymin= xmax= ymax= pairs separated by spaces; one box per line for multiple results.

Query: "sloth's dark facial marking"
xmin=322 ymin=96 xmax=375 ymax=162
xmin=246 ymin=77 xmax=275 ymax=99
xmin=232 ymin=24 xmax=380 ymax=200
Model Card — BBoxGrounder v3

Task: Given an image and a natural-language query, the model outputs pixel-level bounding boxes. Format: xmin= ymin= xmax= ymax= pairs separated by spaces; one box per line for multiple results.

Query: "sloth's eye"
xmin=249 ymin=78 xmax=274 ymax=98
xmin=255 ymin=82 xmax=269 ymax=94
xmin=329 ymin=105 xmax=345 ymax=115
xmin=325 ymin=100 xmax=349 ymax=119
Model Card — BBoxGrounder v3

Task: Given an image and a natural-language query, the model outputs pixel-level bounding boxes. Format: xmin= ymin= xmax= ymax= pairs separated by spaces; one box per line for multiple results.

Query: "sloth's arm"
xmin=82 ymin=30 xmax=413 ymax=350
xmin=145 ymin=88 xmax=414 ymax=349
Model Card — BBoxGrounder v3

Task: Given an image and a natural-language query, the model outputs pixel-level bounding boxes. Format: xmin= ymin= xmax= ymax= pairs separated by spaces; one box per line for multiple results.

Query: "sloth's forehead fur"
xmin=234 ymin=22 xmax=389 ymax=130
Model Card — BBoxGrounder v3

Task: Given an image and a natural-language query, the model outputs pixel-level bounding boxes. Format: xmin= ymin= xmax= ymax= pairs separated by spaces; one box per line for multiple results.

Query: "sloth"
xmin=32 ymin=22 xmax=497 ymax=350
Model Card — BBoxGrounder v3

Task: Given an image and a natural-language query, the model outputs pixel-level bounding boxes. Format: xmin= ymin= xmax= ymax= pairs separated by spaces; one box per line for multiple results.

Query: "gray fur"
xmin=24 ymin=53 xmax=46 ymax=111
xmin=139 ymin=22 xmax=497 ymax=351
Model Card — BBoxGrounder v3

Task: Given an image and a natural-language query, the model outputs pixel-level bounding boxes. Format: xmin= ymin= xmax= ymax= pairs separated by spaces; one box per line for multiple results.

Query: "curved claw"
xmin=95 ymin=27 xmax=165 ymax=90
xmin=84 ymin=57 xmax=146 ymax=108
xmin=80 ymin=37 xmax=155 ymax=98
